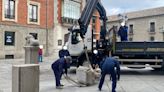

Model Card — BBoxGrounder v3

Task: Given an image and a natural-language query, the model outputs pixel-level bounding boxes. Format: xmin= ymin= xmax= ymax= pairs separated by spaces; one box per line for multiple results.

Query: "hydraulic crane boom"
xmin=96 ymin=1 xmax=108 ymax=39
xmin=78 ymin=0 xmax=98 ymax=38
xmin=70 ymin=0 xmax=107 ymax=40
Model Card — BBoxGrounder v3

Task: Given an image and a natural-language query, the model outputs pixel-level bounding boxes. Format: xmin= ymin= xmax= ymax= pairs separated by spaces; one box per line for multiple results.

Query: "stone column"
xmin=12 ymin=64 xmax=39 ymax=92
xmin=24 ymin=46 xmax=39 ymax=64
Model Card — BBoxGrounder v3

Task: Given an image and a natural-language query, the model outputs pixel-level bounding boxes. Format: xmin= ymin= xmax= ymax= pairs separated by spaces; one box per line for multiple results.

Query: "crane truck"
xmin=66 ymin=0 xmax=164 ymax=71
xmin=66 ymin=0 xmax=109 ymax=67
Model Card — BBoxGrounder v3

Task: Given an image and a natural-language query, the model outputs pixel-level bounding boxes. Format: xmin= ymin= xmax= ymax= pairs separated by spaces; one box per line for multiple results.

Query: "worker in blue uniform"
xmin=98 ymin=51 xmax=120 ymax=92
xmin=93 ymin=49 xmax=103 ymax=68
xmin=59 ymin=45 xmax=70 ymax=58
xmin=51 ymin=56 xmax=72 ymax=89
xmin=118 ymin=22 xmax=128 ymax=41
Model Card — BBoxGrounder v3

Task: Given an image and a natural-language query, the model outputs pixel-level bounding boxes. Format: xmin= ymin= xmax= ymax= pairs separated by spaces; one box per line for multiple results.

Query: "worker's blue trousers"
xmin=52 ymin=69 xmax=62 ymax=87
xmin=121 ymin=37 xmax=128 ymax=41
xmin=98 ymin=71 xmax=117 ymax=92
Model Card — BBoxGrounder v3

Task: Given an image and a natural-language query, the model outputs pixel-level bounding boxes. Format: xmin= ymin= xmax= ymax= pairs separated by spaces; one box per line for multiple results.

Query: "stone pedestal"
xmin=12 ymin=64 xmax=39 ymax=92
xmin=24 ymin=46 xmax=39 ymax=64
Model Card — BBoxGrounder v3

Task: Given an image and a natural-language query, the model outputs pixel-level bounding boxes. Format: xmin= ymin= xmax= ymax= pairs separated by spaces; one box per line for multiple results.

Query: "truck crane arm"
xmin=70 ymin=0 xmax=108 ymax=43
xmin=96 ymin=1 xmax=108 ymax=40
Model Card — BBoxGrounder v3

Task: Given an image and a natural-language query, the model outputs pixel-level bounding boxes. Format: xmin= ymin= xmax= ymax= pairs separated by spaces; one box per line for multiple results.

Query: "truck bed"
xmin=114 ymin=41 xmax=164 ymax=56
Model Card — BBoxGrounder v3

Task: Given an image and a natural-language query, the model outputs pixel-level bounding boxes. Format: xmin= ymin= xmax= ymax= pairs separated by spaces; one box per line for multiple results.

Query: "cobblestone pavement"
xmin=0 ymin=56 xmax=164 ymax=92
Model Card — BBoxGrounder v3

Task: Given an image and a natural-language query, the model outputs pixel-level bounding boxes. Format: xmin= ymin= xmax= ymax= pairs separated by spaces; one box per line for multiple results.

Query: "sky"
xmin=102 ymin=0 xmax=164 ymax=16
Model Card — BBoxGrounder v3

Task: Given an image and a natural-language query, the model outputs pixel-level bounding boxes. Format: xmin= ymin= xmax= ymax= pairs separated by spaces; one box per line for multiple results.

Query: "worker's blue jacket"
xmin=118 ymin=26 xmax=128 ymax=41
xmin=51 ymin=58 xmax=68 ymax=87
xmin=59 ymin=49 xmax=70 ymax=58
xmin=51 ymin=58 xmax=67 ymax=75
xmin=101 ymin=57 xmax=120 ymax=79
xmin=93 ymin=50 xmax=103 ymax=66
xmin=98 ymin=57 xmax=120 ymax=92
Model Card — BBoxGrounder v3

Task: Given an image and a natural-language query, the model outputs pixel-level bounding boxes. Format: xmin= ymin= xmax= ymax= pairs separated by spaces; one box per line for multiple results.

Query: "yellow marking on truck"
xmin=122 ymin=48 xmax=144 ymax=52
xmin=146 ymin=48 xmax=164 ymax=52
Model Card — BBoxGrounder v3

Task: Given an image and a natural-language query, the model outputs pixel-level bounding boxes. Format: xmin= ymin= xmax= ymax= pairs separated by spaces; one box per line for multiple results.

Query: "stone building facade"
xmin=53 ymin=0 xmax=102 ymax=53
xmin=53 ymin=0 xmax=84 ymax=52
xmin=0 ymin=0 xmax=54 ymax=59
xmin=108 ymin=7 xmax=164 ymax=42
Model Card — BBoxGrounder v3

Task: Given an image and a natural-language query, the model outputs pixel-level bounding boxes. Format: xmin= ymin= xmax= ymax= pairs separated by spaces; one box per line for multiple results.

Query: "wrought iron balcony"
xmin=61 ymin=17 xmax=78 ymax=26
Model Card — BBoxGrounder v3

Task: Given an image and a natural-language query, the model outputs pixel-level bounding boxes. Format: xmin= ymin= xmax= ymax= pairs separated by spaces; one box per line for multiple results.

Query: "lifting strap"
xmin=83 ymin=39 xmax=94 ymax=71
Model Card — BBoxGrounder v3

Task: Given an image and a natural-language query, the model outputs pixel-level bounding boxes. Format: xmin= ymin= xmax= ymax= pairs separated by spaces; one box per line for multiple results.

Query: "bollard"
xmin=24 ymin=46 xmax=39 ymax=64
xmin=12 ymin=64 xmax=39 ymax=92
xmin=24 ymin=34 xmax=40 ymax=64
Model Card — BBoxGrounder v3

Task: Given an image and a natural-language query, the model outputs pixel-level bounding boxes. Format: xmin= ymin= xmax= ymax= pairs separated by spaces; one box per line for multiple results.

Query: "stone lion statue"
xmin=25 ymin=34 xmax=39 ymax=46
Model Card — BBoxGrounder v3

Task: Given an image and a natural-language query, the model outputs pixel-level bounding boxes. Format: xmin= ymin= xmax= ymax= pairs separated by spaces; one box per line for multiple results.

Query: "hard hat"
xmin=63 ymin=46 xmax=67 ymax=50
xmin=39 ymin=45 xmax=43 ymax=49
xmin=121 ymin=22 xmax=125 ymax=26
xmin=93 ymin=49 xmax=98 ymax=54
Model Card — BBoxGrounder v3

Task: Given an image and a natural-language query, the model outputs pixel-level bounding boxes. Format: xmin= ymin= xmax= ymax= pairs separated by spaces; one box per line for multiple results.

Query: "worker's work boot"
xmin=60 ymin=84 xmax=64 ymax=86
xmin=98 ymin=87 xmax=101 ymax=91
xmin=56 ymin=86 xmax=63 ymax=89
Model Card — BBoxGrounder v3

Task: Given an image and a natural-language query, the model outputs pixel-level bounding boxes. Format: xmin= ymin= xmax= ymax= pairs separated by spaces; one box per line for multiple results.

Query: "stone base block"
xmin=76 ymin=66 xmax=95 ymax=85
xmin=12 ymin=64 xmax=39 ymax=92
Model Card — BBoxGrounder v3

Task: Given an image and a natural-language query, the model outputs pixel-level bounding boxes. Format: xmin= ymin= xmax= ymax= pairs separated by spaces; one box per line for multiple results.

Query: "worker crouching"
xmin=51 ymin=56 xmax=72 ymax=89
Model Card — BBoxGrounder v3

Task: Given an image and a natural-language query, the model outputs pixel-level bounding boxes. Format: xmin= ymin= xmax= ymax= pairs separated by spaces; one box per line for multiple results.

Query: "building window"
xmin=92 ymin=25 xmax=96 ymax=31
xmin=129 ymin=24 xmax=133 ymax=34
xmin=5 ymin=0 xmax=15 ymax=19
xmin=92 ymin=16 xmax=96 ymax=24
xmin=150 ymin=22 xmax=155 ymax=32
xmin=5 ymin=55 xmax=14 ymax=59
xmin=29 ymin=4 xmax=38 ymax=22
xmin=64 ymin=33 xmax=70 ymax=44
xmin=58 ymin=40 xmax=62 ymax=46
xmin=162 ymin=32 xmax=164 ymax=41
xmin=28 ymin=1 xmax=40 ymax=24
xmin=2 ymin=0 xmax=18 ymax=21
xmin=62 ymin=0 xmax=81 ymax=19
xmin=129 ymin=37 xmax=133 ymax=41
xmin=150 ymin=36 xmax=155 ymax=41
xmin=4 ymin=31 xmax=15 ymax=46
xmin=29 ymin=33 xmax=38 ymax=39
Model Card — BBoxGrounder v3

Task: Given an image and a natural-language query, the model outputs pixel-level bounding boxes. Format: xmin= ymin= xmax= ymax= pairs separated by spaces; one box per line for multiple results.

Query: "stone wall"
xmin=0 ymin=24 xmax=53 ymax=59
xmin=108 ymin=15 xmax=164 ymax=41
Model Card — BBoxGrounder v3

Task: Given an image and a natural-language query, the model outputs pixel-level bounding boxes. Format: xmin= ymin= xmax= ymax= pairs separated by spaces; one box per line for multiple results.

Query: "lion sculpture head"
xmin=25 ymin=34 xmax=39 ymax=46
